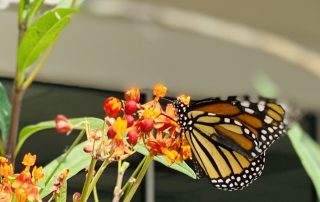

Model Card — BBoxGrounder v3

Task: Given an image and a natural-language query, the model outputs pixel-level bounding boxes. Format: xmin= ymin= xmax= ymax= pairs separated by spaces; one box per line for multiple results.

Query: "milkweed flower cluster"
xmin=81 ymin=84 xmax=192 ymax=163
xmin=0 ymin=154 xmax=44 ymax=202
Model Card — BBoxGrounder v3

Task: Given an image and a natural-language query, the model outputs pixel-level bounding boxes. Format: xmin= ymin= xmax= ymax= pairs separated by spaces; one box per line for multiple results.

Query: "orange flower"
xmin=15 ymin=188 xmax=27 ymax=202
xmin=0 ymin=182 xmax=13 ymax=201
xmin=154 ymin=104 xmax=179 ymax=134
xmin=177 ymin=94 xmax=191 ymax=105
xmin=143 ymin=108 xmax=161 ymax=119
xmin=125 ymin=87 xmax=140 ymax=102
xmin=146 ymin=132 xmax=191 ymax=164
xmin=26 ymin=185 xmax=41 ymax=202
xmin=104 ymin=97 xmax=122 ymax=117
xmin=153 ymin=83 xmax=167 ymax=100
xmin=0 ymin=157 xmax=8 ymax=166
xmin=0 ymin=163 xmax=13 ymax=179
xmin=112 ymin=117 xmax=127 ymax=140
xmin=12 ymin=172 xmax=32 ymax=189
xmin=32 ymin=166 xmax=45 ymax=183
xmin=146 ymin=133 xmax=175 ymax=157
xmin=22 ymin=153 xmax=36 ymax=172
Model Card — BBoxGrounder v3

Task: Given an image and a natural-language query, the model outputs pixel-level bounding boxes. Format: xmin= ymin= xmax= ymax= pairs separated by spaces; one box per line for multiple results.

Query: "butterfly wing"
xmin=188 ymin=96 xmax=287 ymax=159
xmin=185 ymin=129 xmax=265 ymax=191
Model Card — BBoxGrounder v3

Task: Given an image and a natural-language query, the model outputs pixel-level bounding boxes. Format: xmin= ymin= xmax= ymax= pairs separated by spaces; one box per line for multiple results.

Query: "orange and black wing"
xmin=185 ymin=129 xmax=265 ymax=190
xmin=188 ymin=96 xmax=287 ymax=159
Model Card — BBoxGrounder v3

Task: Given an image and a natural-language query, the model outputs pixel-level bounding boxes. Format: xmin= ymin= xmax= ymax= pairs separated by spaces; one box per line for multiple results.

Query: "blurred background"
xmin=1 ymin=0 xmax=320 ymax=201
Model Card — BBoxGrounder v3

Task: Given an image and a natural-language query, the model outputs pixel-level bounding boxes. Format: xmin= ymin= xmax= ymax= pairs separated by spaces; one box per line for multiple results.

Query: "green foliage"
xmin=55 ymin=181 xmax=67 ymax=202
xmin=0 ymin=82 xmax=11 ymax=147
xmin=26 ymin=0 xmax=44 ymax=27
xmin=288 ymin=124 xmax=320 ymax=200
xmin=14 ymin=117 xmax=104 ymax=197
xmin=253 ymin=74 xmax=279 ymax=99
xmin=18 ymin=0 xmax=30 ymax=24
xmin=40 ymin=142 xmax=90 ymax=198
xmin=14 ymin=117 xmax=104 ymax=158
xmin=135 ymin=144 xmax=197 ymax=179
xmin=17 ymin=8 xmax=76 ymax=72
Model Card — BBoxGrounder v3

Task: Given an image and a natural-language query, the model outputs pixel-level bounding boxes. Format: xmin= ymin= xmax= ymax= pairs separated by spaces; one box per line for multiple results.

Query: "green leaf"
xmin=19 ymin=0 xmax=30 ymax=24
xmin=40 ymin=141 xmax=90 ymax=198
xmin=253 ymin=73 xmax=279 ymax=98
xmin=14 ymin=117 xmax=104 ymax=158
xmin=288 ymin=123 xmax=320 ymax=200
xmin=135 ymin=144 xmax=196 ymax=179
xmin=55 ymin=180 xmax=67 ymax=202
xmin=0 ymin=82 xmax=11 ymax=145
xmin=26 ymin=0 xmax=44 ymax=27
xmin=17 ymin=8 xmax=76 ymax=72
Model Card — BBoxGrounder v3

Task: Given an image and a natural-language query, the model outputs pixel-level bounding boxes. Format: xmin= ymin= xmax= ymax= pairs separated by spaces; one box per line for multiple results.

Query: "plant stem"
xmin=80 ymin=158 xmax=98 ymax=202
xmin=93 ymin=185 xmax=99 ymax=202
xmin=112 ymin=161 xmax=130 ymax=202
xmin=6 ymin=86 xmax=24 ymax=164
xmin=6 ymin=0 xmax=28 ymax=164
xmin=121 ymin=156 xmax=146 ymax=194
xmin=41 ymin=129 xmax=85 ymax=193
xmin=82 ymin=159 xmax=109 ymax=202
xmin=123 ymin=155 xmax=153 ymax=202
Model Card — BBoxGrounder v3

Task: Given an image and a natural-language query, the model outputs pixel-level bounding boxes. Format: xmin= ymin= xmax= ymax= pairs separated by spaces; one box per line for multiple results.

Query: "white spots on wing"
xmin=245 ymin=108 xmax=255 ymax=114
xmin=244 ymin=128 xmax=250 ymax=134
xmin=261 ymin=130 xmax=267 ymax=135
xmin=234 ymin=120 xmax=242 ymax=126
xmin=261 ymin=135 xmax=266 ymax=141
xmin=224 ymin=118 xmax=230 ymax=123
xmin=268 ymin=127 xmax=274 ymax=133
xmin=264 ymin=116 xmax=273 ymax=124
xmin=241 ymin=101 xmax=250 ymax=107
xmin=258 ymin=104 xmax=265 ymax=112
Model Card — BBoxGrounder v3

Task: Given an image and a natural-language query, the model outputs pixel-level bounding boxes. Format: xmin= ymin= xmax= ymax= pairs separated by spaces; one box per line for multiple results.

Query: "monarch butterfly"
xmin=172 ymin=96 xmax=287 ymax=191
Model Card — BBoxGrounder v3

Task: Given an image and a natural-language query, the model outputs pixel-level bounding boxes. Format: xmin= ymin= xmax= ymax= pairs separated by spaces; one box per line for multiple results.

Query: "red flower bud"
xmin=127 ymin=130 xmax=139 ymax=145
xmin=140 ymin=119 xmax=154 ymax=132
xmin=55 ymin=115 xmax=72 ymax=134
xmin=125 ymin=101 xmax=137 ymax=115
xmin=104 ymin=97 xmax=122 ymax=117
xmin=125 ymin=87 xmax=140 ymax=102
xmin=125 ymin=115 xmax=135 ymax=127
xmin=107 ymin=127 xmax=117 ymax=139
xmin=73 ymin=192 xmax=81 ymax=202
xmin=83 ymin=145 xmax=93 ymax=153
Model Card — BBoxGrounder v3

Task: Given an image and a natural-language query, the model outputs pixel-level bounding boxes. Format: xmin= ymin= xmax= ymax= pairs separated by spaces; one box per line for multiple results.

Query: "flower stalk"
xmin=80 ymin=158 xmax=97 ymax=202
xmin=41 ymin=129 xmax=86 ymax=194
xmin=112 ymin=161 xmax=130 ymax=202
xmin=123 ymin=155 xmax=153 ymax=202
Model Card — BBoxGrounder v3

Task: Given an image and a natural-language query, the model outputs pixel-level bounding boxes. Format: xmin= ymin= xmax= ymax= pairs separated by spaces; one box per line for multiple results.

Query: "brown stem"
xmin=6 ymin=85 xmax=24 ymax=164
